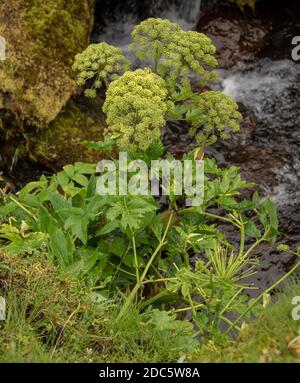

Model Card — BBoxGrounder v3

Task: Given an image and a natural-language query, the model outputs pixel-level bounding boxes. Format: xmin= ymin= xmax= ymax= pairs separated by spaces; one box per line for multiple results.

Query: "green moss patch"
xmin=0 ymin=0 xmax=94 ymax=125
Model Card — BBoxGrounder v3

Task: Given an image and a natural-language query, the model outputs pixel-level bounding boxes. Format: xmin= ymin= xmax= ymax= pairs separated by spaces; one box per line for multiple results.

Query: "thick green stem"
xmin=140 ymin=289 xmax=177 ymax=310
xmin=238 ymin=216 xmax=245 ymax=258
xmin=204 ymin=212 xmax=240 ymax=229
xmin=143 ymin=277 xmax=176 ymax=285
xmin=10 ymin=196 xmax=37 ymax=222
xmin=221 ymin=315 xmax=241 ymax=332
xmin=183 ymin=251 xmax=190 ymax=269
xmin=242 ymin=227 xmax=270 ymax=260
xmin=173 ymin=303 xmax=204 ymax=313
xmin=187 ymin=292 xmax=196 ymax=316
xmin=117 ymin=213 xmax=174 ymax=321
xmin=132 ymin=235 xmax=139 ymax=282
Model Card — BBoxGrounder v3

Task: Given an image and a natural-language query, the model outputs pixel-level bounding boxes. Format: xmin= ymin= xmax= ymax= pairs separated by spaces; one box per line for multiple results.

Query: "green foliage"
xmin=0 ymin=16 xmax=296 ymax=360
xmin=0 ymin=253 xmax=196 ymax=362
xmin=72 ymin=42 xmax=130 ymax=97
xmin=0 ymin=224 xmax=47 ymax=256
xmin=193 ymin=279 xmax=300 ymax=362
xmin=0 ymin=153 xmax=284 ymax=341
xmin=103 ymin=68 xmax=174 ymax=152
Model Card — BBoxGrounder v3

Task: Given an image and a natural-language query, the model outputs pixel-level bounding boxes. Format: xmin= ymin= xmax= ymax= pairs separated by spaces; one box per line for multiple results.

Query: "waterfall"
xmin=179 ymin=0 xmax=202 ymax=24
xmin=161 ymin=0 xmax=202 ymax=28
xmin=93 ymin=0 xmax=202 ymax=52
xmin=219 ymin=58 xmax=300 ymax=209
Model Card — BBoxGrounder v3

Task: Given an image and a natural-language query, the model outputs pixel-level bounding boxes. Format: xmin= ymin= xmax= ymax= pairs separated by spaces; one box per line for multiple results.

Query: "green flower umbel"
xmin=72 ymin=42 xmax=130 ymax=97
xmin=130 ymin=18 xmax=218 ymax=87
xmin=103 ymin=68 xmax=174 ymax=152
xmin=130 ymin=18 xmax=181 ymax=71
xmin=164 ymin=30 xmax=218 ymax=87
xmin=189 ymin=91 xmax=242 ymax=146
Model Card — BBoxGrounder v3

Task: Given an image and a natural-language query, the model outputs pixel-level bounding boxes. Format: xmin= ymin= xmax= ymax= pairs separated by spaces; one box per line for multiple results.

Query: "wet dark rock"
xmin=197 ymin=0 xmax=300 ymax=68
xmin=0 ymin=95 xmax=106 ymax=185
xmin=257 ymin=2 xmax=300 ymax=60
xmin=162 ymin=120 xmax=194 ymax=158
xmin=197 ymin=3 xmax=270 ymax=68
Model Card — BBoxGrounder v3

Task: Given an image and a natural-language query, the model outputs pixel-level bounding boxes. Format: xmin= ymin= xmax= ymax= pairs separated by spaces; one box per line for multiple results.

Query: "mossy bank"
xmin=0 ymin=0 xmax=94 ymax=125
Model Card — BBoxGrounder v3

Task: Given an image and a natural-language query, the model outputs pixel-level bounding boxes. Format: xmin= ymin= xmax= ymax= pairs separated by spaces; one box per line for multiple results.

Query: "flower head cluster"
xmin=130 ymin=18 xmax=181 ymax=64
xmin=189 ymin=91 xmax=242 ymax=145
xmin=72 ymin=42 xmax=130 ymax=98
xmin=103 ymin=68 xmax=174 ymax=152
xmin=130 ymin=18 xmax=218 ymax=87
xmin=164 ymin=31 xmax=218 ymax=86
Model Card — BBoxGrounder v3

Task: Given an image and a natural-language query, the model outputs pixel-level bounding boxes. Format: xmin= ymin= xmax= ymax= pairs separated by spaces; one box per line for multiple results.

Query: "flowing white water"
xmin=221 ymin=59 xmax=300 ymax=131
xmin=161 ymin=0 xmax=202 ymax=29
xmin=271 ymin=160 xmax=300 ymax=206
xmin=219 ymin=58 xmax=300 ymax=208
xmin=94 ymin=0 xmax=202 ymax=55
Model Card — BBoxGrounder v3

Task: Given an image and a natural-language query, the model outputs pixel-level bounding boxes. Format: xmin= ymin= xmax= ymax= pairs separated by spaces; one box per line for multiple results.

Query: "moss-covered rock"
xmin=32 ymin=96 xmax=106 ymax=171
xmin=0 ymin=0 xmax=94 ymax=126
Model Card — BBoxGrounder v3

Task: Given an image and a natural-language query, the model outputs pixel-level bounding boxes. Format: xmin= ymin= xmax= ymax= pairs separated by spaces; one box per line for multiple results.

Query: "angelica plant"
xmin=130 ymin=18 xmax=181 ymax=72
xmin=72 ymin=42 xmax=130 ymax=98
xmin=73 ymin=19 xmax=243 ymax=152
xmin=188 ymin=91 xmax=242 ymax=146
xmin=103 ymin=68 xmax=174 ymax=153
xmin=131 ymin=18 xmax=218 ymax=88
xmin=163 ymin=30 xmax=218 ymax=87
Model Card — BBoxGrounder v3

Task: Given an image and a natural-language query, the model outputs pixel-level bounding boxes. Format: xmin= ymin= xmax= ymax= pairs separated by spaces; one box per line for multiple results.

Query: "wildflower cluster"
xmin=73 ymin=18 xmax=242 ymax=151
xmin=130 ymin=18 xmax=181 ymax=68
xmin=189 ymin=91 xmax=242 ymax=145
xmin=130 ymin=18 xmax=218 ymax=87
xmin=103 ymin=68 xmax=174 ymax=152
xmin=163 ymin=31 xmax=218 ymax=87
xmin=72 ymin=42 xmax=130 ymax=98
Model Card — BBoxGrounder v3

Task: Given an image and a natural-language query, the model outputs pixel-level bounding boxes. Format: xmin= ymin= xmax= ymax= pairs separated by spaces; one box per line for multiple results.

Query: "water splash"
xmin=221 ymin=59 xmax=300 ymax=132
xmin=271 ymin=160 xmax=300 ymax=206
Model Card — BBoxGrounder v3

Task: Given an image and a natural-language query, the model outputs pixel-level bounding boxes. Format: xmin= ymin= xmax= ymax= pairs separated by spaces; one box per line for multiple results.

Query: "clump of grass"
xmin=193 ymin=279 xmax=300 ymax=362
xmin=0 ymin=251 xmax=196 ymax=362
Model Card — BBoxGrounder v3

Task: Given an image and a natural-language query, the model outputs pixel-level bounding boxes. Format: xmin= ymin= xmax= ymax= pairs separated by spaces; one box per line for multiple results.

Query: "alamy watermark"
xmin=0 ymin=36 xmax=6 ymax=61
xmin=292 ymin=296 xmax=300 ymax=321
xmin=291 ymin=36 xmax=300 ymax=61
xmin=96 ymin=152 xmax=204 ymax=206
xmin=0 ymin=296 xmax=6 ymax=321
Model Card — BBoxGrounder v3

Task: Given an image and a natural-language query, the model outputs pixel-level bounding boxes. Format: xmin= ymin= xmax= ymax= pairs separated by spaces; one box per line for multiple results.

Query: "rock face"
xmin=34 ymin=97 xmax=106 ymax=172
xmin=197 ymin=0 xmax=300 ymax=69
xmin=0 ymin=0 xmax=94 ymax=126
xmin=0 ymin=95 xmax=106 ymax=189
xmin=197 ymin=2 xmax=271 ymax=68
